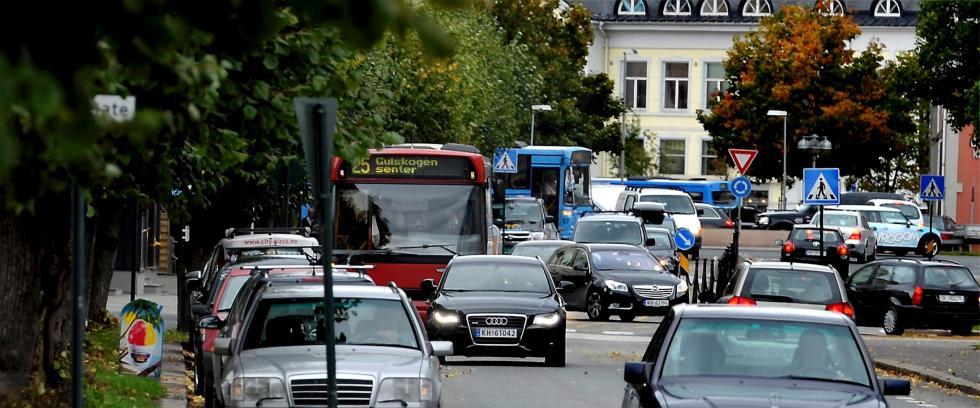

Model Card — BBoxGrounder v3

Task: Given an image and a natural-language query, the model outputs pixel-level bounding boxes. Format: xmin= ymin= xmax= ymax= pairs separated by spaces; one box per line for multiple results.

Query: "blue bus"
xmin=609 ymin=178 xmax=737 ymax=210
xmin=494 ymin=146 xmax=593 ymax=239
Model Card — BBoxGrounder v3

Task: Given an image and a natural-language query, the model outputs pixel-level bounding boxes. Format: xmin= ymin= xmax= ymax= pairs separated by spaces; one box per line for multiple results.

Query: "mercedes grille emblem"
xmin=485 ymin=317 xmax=508 ymax=326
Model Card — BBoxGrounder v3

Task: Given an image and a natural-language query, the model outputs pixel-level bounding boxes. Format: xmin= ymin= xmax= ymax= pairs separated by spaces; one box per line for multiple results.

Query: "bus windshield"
xmin=334 ymin=183 xmax=486 ymax=255
xmin=563 ymin=166 xmax=591 ymax=206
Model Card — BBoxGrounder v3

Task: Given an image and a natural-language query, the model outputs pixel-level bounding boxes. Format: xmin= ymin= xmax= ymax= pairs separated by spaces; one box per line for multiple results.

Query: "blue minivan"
xmin=830 ymin=205 xmax=942 ymax=257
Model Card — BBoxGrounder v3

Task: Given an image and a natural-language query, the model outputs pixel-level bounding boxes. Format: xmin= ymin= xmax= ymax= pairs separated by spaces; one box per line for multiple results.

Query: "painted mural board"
xmin=119 ymin=299 xmax=163 ymax=377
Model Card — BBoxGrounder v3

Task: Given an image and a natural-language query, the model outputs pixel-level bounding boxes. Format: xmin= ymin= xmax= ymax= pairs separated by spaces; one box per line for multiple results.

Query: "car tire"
xmin=883 ymin=307 xmax=905 ymax=336
xmin=916 ymin=235 xmax=940 ymax=257
xmin=951 ymin=324 xmax=974 ymax=336
xmin=867 ymin=245 xmax=877 ymax=262
xmin=545 ymin=337 xmax=566 ymax=367
xmin=619 ymin=313 xmax=635 ymax=322
xmin=586 ymin=291 xmax=609 ymax=321
xmin=856 ymin=243 xmax=867 ymax=264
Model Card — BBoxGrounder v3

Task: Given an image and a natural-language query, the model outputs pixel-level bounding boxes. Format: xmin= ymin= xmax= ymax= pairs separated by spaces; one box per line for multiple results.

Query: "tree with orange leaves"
xmin=697 ymin=3 xmax=914 ymax=184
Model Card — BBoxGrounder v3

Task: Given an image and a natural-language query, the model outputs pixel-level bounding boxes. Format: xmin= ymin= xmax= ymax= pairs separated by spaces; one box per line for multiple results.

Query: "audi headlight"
xmin=528 ymin=231 xmax=546 ymax=240
xmin=432 ymin=310 xmax=459 ymax=326
xmin=676 ymin=280 xmax=688 ymax=295
xmin=532 ymin=312 xmax=562 ymax=327
xmin=228 ymin=377 xmax=286 ymax=406
xmin=377 ymin=378 xmax=433 ymax=403
xmin=604 ymin=280 xmax=629 ymax=292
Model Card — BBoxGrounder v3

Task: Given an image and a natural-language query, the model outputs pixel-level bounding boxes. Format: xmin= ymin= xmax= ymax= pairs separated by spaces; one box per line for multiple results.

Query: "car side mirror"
xmin=557 ymin=281 xmax=575 ymax=293
xmin=573 ymin=265 xmax=589 ymax=272
xmin=214 ymin=337 xmax=234 ymax=356
xmin=192 ymin=304 xmax=212 ymax=317
xmin=645 ymin=238 xmax=656 ymax=247
xmin=545 ymin=215 xmax=555 ymax=224
xmin=197 ymin=315 xmax=224 ymax=330
xmin=880 ymin=379 xmax=911 ymax=396
xmin=430 ymin=341 xmax=453 ymax=357
xmin=624 ymin=361 xmax=651 ymax=385
xmin=186 ymin=270 xmax=202 ymax=281
xmin=420 ymin=278 xmax=437 ymax=298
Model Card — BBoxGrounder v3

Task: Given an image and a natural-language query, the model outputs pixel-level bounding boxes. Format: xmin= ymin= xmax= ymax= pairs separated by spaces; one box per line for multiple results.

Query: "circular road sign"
xmin=731 ymin=176 xmax=752 ymax=199
xmin=674 ymin=228 xmax=696 ymax=251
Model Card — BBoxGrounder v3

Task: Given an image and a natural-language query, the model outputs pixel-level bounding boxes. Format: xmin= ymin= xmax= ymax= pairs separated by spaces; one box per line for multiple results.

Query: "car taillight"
xmin=725 ymin=219 xmax=734 ymax=228
xmin=728 ymin=296 xmax=757 ymax=306
xmin=912 ymin=286 xmax=923 ymax=305
xmin=837 ymin=245 xmax=849 ymax=257
xmin=941 ymin=232 xmax=954 ymax=240
xmin=782 ymin=242 xmax=795 ymax=253
xmin=826 ymin=302 xmax=855 ymax=318
xmin=848 ymin=230 xmax=861 ymax=241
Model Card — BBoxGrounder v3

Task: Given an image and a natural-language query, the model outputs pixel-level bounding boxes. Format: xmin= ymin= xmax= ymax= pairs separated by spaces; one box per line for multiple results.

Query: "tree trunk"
xmin=0 ymin=197 xmax=72 ymax=393
xmin=88 ymin=199 xmax=123 ymax=322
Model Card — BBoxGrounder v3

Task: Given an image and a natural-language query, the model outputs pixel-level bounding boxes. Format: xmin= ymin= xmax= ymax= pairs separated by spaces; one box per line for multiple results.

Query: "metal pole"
xmin=928 ymin=201 xmax=934 ymax=259
xmin=819 ymin=205 xmax=825 ymax=265
xmin=781 ymin=116 xmax=787 ymax=210
xmin=733 ymin=200 xmax=742 ymax=260
xmin=313 ymin=103 xmax=338 ymax=408
xmin=131 ymin=201 xmax=139 ymax=302
xmin=71 ymin=184 xmax=86 ymax=408
xmin=530 ymin=111 xmax=536 ymax=146
xmin=620 ymin=51 xmax=627 ymax=180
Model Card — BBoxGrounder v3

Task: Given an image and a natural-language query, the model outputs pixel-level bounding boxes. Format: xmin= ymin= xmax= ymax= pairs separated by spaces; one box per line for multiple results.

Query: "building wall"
xmin=954 ymin=125 xmax=979 ymax=224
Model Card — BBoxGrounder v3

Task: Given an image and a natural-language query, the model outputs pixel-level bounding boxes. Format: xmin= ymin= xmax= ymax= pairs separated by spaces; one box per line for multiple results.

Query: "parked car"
xmin=643 ymin=227 xmax=678 ymax=273
xmin=846 ymin=259 xmax=979 ymax=336
xmin=822 ymin=209 xmax=878 ymax=263
xmin=205 ymin=283 xmax=452 ymax=408
xmin=716 ymin=261 xmax=854 ymax=319
xmin=840 ymin=191 xmax=905 ymax=205
xmin=615 ymin=188 xmax=702 ymax=259
xmin=695 ymin=203 xmax=734 ymax=229
xmin=423 ymin=255 xmax=567 ymax=366
xmin=547 ymin=244 xmax=686 ymax=322
xmin=509 ymin=240 xmax=569 ymax=262
xmin=831 ymin=205 xmax=942 ymax=257
xmin=779 ymin=225 xmax=850 ymax=278
xmin=493 ymin=196 xmax=559 ymax=254
xmin=867 ymin=199 xmax=926 ymax=227
xmin=925 ymin=215 xmax=963 ymax=248
xmin=622 ymin=305 xmax=911 ymax=407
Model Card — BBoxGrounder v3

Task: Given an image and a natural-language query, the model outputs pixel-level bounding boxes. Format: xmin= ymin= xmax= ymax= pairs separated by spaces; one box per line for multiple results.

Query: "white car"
xmin=614 ymin=188 xmax=701 ymax=258
xmin=821 ymin=210 xmax=878 ymax=263
xmin=867 ymin=199 xmax=925 ymax=227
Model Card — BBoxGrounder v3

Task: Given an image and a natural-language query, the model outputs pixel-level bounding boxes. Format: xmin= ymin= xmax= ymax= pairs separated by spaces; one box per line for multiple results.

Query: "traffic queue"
xmin=179 ymin=143 xmax=977 ymax=408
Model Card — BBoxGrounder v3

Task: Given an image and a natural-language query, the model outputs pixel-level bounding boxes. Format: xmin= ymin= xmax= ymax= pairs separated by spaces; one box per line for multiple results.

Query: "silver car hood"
xmin=230 ymin=345 xmax=425 ymax=380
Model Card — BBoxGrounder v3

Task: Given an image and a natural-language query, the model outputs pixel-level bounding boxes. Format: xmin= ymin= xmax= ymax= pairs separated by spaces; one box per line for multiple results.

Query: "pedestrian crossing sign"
xmin=920 ymin=175 xmax=945 ymax=201
xmin=493 ymin=148 xmax=519 ymax=174
xmin=802 ymin=168 xmax=840 ymax=205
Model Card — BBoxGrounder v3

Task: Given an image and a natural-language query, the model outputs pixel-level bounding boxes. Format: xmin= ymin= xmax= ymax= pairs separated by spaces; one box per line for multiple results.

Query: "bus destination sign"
xmin=345 ymin=155 xmax=475 ymax=180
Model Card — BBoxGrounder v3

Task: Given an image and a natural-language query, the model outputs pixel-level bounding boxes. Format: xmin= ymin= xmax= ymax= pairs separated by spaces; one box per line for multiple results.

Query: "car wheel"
xmin=917 ymin=235 xmax=940 ymax=257
xmin=619 ymin=313 xmax=635 ymax=322
xmin=867 ymin=245 xmax=877 ymax=262
xmin=951 ymin=324 xmax=974 ymax=336
xmin=586 ymin=291 xmax=609 ymax=321
xmin=545 ymin=337 xmax=566 ymax=367
xmin=883 ymin=308 xmax=905 ymax=336
xmin=856 ymin=243 xmax=867 ymax=264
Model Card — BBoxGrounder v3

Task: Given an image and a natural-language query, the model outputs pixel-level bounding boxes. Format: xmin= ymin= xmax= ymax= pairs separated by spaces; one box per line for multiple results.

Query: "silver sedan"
xmin=822 ymin=209 xmax=878 ymax=263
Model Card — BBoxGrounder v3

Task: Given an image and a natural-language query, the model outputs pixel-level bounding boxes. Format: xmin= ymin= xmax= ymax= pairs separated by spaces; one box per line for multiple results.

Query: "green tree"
xmin=698 ymin=6 xmax=903 ymax=182
xmin=916 ymin=0 xmax=980 ymax=137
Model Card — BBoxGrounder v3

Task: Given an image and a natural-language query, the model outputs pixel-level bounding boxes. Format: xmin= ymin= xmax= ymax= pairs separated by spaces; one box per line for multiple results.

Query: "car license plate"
xmin=643 ymin=300 xmax=669 ymax=307
xmin=805 ymin=250 xmax=821 ymax=256
xmin=474 ymin=328 xmax=517 ymax=338
xmin=938 ymin=295 xmax=964 ymax=303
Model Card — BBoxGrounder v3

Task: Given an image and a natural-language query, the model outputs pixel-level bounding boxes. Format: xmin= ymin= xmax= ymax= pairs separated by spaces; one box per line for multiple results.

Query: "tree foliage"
xmin=697 ymin=6 xmax=909 ymax=182
xmin=915 ymin=0 xmax=980 ymax=135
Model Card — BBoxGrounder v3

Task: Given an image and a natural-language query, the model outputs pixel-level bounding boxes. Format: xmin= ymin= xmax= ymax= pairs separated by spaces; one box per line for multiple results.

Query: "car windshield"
xmin=217 ymin=276 xmax=250 ymax=311
xmin=823 ymin=214 xmax=858 ymax=227
xmin=881 ymin=203 xmax=920 ymax=220
xmin=503 ymin=201 xmax=543 ymax=224
xmin=790 ymin=229 xmax=841 ymax=244
xmin=442 ymin=263 xmax=552 ymax=293
xmin=334 ymin=183 xmax=486 ymax=255
xmin=511 ymin=244 xmax=562 ymax=260
xmin=744 ymin=268 xmax=842 ymax=304
xmin=646 ymin=232 xmax=672 ymax=250
xmin=879 ymin=211 xmax=908 ymax=225
xmin=590 ymin=250 xmax=660 ymax=271
xmin=574 ymin=220 xmax=643 ymax=245
xmin=922 ymin=267 xmax=979 ymax=290
xmin=639 ymin=195 xmax=696 ymax=214
xmin=661 ymin=318 xmax=871 ymax=387
xmin=243 ymin=298 xmax=418 ymax=350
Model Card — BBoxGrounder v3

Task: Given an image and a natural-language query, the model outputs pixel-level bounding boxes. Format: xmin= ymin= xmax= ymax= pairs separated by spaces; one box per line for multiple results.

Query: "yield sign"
xmin=728 ymin=148 xmax=758 ymax=175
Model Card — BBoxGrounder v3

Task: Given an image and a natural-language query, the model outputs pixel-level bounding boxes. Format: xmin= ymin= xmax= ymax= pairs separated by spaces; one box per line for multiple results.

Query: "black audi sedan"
xmin=623 ymin=305 xmax=911 ymax=408
xmin=423 ymin=255 xmax=568 ymax=366
xmin=547 ymin=243 xmax=687 ymax=322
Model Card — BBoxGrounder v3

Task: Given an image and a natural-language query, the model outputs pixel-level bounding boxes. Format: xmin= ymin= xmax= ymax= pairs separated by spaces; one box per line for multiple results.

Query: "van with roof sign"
xmin=829 ymin=205 xmax=942 ymax=257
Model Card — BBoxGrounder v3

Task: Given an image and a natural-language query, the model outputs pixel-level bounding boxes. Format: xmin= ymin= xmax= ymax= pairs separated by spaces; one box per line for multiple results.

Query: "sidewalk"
xmin=863 ymin=331 xmax=980 ymax=396
xmin=159 ymin=342 xmax=188 ymax=408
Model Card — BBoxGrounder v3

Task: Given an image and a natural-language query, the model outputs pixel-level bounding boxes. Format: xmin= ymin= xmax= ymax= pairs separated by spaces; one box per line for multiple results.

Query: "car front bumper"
xmin=429 ymin=320 xmax=565 ymax=358
xmin=604 ymin=288 xmax=688 ymax=316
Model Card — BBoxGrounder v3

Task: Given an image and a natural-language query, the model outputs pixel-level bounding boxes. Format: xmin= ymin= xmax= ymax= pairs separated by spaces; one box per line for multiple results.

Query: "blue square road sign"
xmin=920 ymin=175 xmax=945 ymax=201
xmin=493 ymin=148 xmax=519 ymax=174
xmin=802 ymin=168 xmax=840 ymax=205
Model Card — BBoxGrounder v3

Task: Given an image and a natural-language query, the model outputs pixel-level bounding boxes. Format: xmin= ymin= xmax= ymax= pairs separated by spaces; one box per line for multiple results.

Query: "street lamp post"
xmin=530 ymin=104 xmax=552 ymax=146
xmin=797 ymin=133 xmax=832 ymax=167
xmin=767 ymin=110 xmax=788 ymax=210
xmin=621 ymin=49 xmax=637 ymax=179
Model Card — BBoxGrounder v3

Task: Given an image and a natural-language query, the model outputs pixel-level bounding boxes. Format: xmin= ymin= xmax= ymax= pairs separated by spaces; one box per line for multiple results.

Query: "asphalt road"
xmin=700 ymin=247 xmax=980 ymax=276
xmin=440 ymin=312 xmax=980 ymax=408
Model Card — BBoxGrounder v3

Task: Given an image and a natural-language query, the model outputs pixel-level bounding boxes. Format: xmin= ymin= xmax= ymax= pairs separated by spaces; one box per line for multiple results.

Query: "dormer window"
xmin=700 ymin=0 xmax=730 ymax=16
xmin=817 ymin=0 xmax=845 ymax=16
xmin=742 ymin=0 xmax=772 ymax=17
xmin=618 ymin=0 xmax=647 ymax=15
xmin=873 ymin=0 xmax=901 ymax=17
xmin=663 ymin=0 xmax=693 ymax=16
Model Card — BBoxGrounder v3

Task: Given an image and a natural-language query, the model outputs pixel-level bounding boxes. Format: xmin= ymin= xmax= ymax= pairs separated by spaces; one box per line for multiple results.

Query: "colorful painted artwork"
xmin=118 ymin=299 xmax=164 ymax=377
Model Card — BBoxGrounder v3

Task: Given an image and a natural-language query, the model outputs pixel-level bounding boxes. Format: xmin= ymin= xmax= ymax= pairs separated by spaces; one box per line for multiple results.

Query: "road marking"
xmin=602 ymin=331 xmax=635 ymax=336
xmin=566 ymin=329 xmax=577 ymax=333
xmin=566 ymin=332 xmax=648 ymax=343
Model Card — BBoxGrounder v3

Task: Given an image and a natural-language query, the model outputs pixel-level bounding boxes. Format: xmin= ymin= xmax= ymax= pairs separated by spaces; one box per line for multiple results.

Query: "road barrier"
xmin=674 ymin=247 xmax=742 ymax=304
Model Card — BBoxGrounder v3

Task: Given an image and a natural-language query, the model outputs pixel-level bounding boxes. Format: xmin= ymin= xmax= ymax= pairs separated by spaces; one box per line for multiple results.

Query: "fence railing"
xmin=673 ymin=253 xmax=741 ymax=304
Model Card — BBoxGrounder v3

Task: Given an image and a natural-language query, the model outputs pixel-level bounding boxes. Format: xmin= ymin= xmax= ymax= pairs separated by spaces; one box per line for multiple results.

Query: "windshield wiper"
xmin=780 ymin=375 xmax=868 ymax=388
xmin=442 ymin=288 xmax=478 ymax=292
xmin=389 ymin=243 xmax=459 ymax=255
xmin=749 ymin=294 xmax=796 ymax=303
xmin=348 ymin=343 xmax=418 ymax=350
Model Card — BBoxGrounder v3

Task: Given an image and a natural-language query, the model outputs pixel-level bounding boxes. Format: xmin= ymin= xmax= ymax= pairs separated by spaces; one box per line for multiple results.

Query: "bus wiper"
xmin=389 ymin=243 xmax=459 ymax=255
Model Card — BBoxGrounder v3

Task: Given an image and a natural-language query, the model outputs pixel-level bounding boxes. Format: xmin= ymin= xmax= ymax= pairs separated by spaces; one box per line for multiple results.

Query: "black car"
xmin=779 ymin=225 xmax=850 ymax=278
xmin=547 ymin=244 xmax=686 ymax=322
xmin=493 ymin=197 xmax=559 ymax=253
xmin=623 ymin=305 xmax=911 ymax=408
xmin=846 ymin=258 xmax=980 ymax=336
xmin=423 ymin=255 xmax=567 ymax=366
xmin=643 ymin=227 xmax=678 ymax=273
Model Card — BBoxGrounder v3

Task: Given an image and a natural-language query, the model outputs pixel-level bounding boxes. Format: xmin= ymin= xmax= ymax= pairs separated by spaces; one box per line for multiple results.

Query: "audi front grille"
xmin=465 ymin=313 xmax=528 ymax=346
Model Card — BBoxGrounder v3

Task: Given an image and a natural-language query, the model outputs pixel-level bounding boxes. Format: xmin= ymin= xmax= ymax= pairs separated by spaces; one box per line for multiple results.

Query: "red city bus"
xmin=331 ymin=144 xmax=499 ymax=315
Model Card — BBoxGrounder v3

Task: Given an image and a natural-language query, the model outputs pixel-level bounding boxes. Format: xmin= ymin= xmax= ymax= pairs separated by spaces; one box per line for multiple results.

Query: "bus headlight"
xmin=562 ymin=209 xmax=573 ymax=218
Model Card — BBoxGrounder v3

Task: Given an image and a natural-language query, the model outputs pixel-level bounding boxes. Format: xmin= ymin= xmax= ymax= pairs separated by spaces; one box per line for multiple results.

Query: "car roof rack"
xmin=242 ymin=264 xmax=374 ymax=278
xmin=387 ymin=281 xmax=400 ymax=294
xmin=225 ymin=227 xmax=312 ymax=238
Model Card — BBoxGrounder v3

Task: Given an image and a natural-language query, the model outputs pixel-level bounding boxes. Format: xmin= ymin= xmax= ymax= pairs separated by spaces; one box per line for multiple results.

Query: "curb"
xmin=874 ymin=358 xmax=980 ymax=397
xmin=160 ymin=342 xmax=187 ymax=408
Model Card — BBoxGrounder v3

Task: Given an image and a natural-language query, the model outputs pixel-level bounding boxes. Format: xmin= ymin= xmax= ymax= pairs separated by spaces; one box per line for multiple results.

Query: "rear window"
xmin=574 ymin=220 xmax=643 ymax=246
xmin=790 ymin=229 xmax=841 ymax=244
xmin=511 ymin=244 xmax=562 ymax=261
xmin=743 ymin=268 xmax=842 ymax=304
xmin=881 ymin=203 xmax=919 ymax=220
xmin=922 ymin=267 xmax=979 ymax=290
xmin=824 ymin=214 xmax=858 ymax=227
xmin=639 ymin=195 xmax=696 ymax=215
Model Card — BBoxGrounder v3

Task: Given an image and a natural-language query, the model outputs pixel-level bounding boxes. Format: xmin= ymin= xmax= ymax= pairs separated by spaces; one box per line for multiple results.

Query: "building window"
xmin=700 ymin=0 xmax=729 ymax=16
xmin=663 ymin=62 xmax=689 ymax=110
xmin=659 ymin=139 xmax=686 ymax=174
xmin=618 ymin=0 xmax=647 ymax=15
xmin=742 ymin=0 xmax=772 ymax=16
xmin=817 ymin=0 xmax=845 ymax=15
xmin=704 ymin=62 xmax=728 ymax=108
xmin=624 ymin=61 xmax=648 ymax=110
xmin=873 ymin=0 xmax=901 ymax=17
xmin=701 ymin=140 xmax=724 ymax=175
xmin=663 ymin=0 xmax=693 ymax=15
